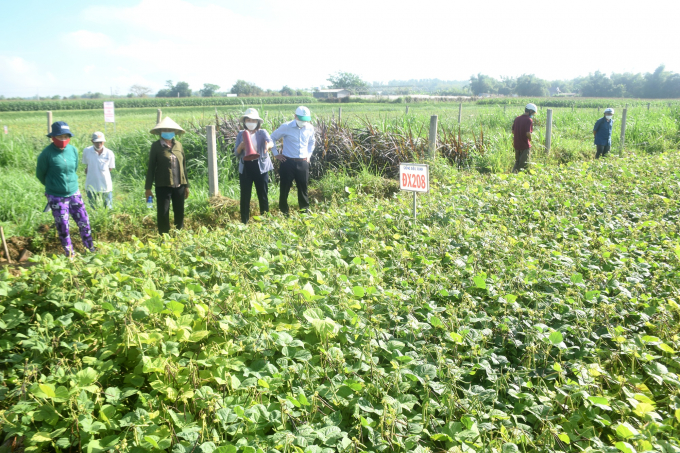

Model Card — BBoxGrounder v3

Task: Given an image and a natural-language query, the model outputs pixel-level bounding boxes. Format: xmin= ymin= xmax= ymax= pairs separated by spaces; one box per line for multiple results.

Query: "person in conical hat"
xmin=234 ymin=108 xmax=274 ymax=224
xmin=145 ymin=116 xmax=190 ymax=234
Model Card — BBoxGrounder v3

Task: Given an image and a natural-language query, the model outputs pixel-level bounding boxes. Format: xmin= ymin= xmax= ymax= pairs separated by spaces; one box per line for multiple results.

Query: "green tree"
xmin=515 ymin=74 xmax=549 ymax=97
xmin=199 ymin=83 xmax=220 ymax=97
xmin=230 ymin=80 xmax=264 ymax=96
xmin=156 ymin=80 xmax=191 ymax=97
xmin=578 ymin=71 xmax=624 ymax=97
xmin=280 ymin=85 xmax=295 ymax=96
xmin=469 ymin=74 xmax=497 ymax=95
xmin=130 ymin=84 xmax=152 ymax=97
xmin=327 ymin=72 xmax=369 ymax=93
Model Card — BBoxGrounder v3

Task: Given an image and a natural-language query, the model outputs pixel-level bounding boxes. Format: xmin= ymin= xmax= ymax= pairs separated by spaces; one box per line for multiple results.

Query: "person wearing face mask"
xmin=82 ymin=131 xmax=115 ymax=209
xmin=36 ymin=121 xmax=95 ymax=257
xmin=593 ymin=108 xmax=615 ymax=159
xmin=270 ymin=106 xmax=316 ymax=216
xmin=511 ymin=103 xmax=537 ymax=173
xmin=145 ymin=117 xmax=190 ymax=234
xmin=234 ymin=108 xmax=274 ymax=224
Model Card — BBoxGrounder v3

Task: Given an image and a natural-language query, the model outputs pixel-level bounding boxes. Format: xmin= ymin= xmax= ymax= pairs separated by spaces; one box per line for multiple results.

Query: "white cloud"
xmin=4 ymin=0 xmax=680 ymax=97
xmin=0 ymin=56 xmax=45 ymax=95
xmin=65 ymin=30 xmax=113 ymax=49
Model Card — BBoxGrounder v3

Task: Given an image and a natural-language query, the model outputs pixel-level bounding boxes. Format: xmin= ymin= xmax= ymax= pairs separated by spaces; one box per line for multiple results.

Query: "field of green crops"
xmin=1 ymin=101 xmax=678 ymax=240
xmin=2 ymin=152 xmax=680 ymax=452
xmin=1 ymin=101 xmax=680 ymax=452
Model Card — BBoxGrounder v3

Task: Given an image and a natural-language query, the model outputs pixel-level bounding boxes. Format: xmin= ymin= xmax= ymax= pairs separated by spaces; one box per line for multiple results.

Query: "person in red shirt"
xmin=511 ymin=103 xmax=537 ymax=173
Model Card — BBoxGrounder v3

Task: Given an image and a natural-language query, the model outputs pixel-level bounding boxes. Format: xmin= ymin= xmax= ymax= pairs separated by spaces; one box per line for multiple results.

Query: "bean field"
xmin=1 ymin=101 xmax=680 ymax=453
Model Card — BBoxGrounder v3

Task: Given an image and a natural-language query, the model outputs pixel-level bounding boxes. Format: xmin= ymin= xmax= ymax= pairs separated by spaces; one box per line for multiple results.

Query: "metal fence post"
xmin=458 ymin=103 xmax=462 ymax=124
xmin=47 ymin=111 xmax=52 ymax=135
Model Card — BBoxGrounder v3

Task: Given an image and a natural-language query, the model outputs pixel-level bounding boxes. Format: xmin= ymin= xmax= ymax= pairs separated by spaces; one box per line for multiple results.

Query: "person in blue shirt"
xmin=593 ymin=108 xmax=614 ymax=158
xmin=270 ymin=106 xmax=316 ymax=216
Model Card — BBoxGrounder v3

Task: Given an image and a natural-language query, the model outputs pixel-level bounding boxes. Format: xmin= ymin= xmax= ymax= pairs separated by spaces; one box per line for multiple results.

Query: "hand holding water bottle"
xmin=145 ymin=189 xmax=153 ymax=209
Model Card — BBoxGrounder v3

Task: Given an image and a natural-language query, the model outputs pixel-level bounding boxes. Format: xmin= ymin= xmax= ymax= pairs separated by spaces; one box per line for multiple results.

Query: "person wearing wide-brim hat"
xmin=36 ymin=121 xmax=95 ymax=256
xmin=270 ymin=106 xmax=316 ymax=216
xmin=145 ymin=117 xmax=190 ymax=234
xmin=234 ymin=108 xmax=274 ymax=224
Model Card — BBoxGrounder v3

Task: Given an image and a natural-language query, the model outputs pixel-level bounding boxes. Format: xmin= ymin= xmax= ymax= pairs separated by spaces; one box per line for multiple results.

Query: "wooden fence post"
xmin=156 ymin=109 xmax=162 ymax=124
xmin=428 ymin=115 xmax=438 ymax=159
xmin=206 ymin=125 xmax=219 ymax=197
xmin=47 ymin=111 xmax=53 ymax=135
xmin=458 ymin=103 xmax=462 ymax=124
xmin=619 ymin=107 xmax=628 ymax=151
xmin=545 ymin=109 xmax=553 ymax=154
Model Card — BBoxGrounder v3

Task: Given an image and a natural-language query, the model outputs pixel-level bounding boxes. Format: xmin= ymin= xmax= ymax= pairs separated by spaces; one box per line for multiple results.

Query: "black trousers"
xmin=155 ymin=185 xmax=185 ymax=234
xmin=279 ymin=159 xmax=309 ymax=215
xmin=595 ymin=144 xmax=610 ymax=158
xmin=240 ymin=160 xmax=269 ymax=224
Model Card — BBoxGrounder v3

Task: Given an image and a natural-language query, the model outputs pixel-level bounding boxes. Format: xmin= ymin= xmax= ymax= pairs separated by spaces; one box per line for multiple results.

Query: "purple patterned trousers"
xmin=46 ymin=192 xmax=94 ymax=255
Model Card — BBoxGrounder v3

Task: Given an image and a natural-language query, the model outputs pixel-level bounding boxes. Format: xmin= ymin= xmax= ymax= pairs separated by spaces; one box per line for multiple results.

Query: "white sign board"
xmin=103 ymin=102 xmax=115 ymax=123
xmin=399 ymin=163 xmax=429 ymax=193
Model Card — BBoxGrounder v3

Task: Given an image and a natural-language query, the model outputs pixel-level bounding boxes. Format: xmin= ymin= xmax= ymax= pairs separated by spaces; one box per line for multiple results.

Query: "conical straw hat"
xmin=150 ymin=117 xmax=186 ymax=135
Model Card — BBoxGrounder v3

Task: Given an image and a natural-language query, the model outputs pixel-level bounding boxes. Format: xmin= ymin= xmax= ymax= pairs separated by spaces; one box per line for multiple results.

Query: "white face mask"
xmin=605 ymin=115 xmax=613 ymax=120
xmin=296 ymin=120 xmax=307 ymax=128
xmin=245 ymin=121 xmax=258 ymax=131
xmin=94 ymin=143 xmax=104 ymax=151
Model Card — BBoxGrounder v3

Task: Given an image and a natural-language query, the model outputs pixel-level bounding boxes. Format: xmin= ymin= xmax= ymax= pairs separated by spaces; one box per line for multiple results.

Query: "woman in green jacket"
xmin=36 ymin=121 xmax=95 ymax=256
xmin=145 ymin=117 xmax=190 ymax=234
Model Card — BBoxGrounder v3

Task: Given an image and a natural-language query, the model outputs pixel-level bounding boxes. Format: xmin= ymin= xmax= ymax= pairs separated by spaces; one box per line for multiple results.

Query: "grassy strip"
xmin=0 ymin=97 xmax=317 ymax=112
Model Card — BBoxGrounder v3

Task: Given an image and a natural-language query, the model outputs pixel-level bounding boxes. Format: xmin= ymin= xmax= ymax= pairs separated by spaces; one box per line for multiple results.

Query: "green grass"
xmin=1 ymin=102 xmax=678 ymax=239
xmin=1 ymin=152 xmax=680 ymax=452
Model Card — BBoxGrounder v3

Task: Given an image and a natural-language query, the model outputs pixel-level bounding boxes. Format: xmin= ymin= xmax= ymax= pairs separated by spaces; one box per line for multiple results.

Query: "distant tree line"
xmin=5 ymin=66 xmax=679 ymax=101
xmin=468 ymin=65 xmax=680 ymax=98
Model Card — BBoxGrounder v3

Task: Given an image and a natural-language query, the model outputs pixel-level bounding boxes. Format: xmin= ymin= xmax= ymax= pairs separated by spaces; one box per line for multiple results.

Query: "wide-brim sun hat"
xmin=240 ymin=108 xmax=263 ymax=124
xmin=47 ymin=121 xmax=73 ymax=138
xmin=295 ymin=106 xmax=311 ymax=122
xmin=91 ymin=131 xmax=106 ymax=142
xmin=604 ymin=108 xmax=615 ymax=114
xmin=525 ymin=103 xmax=538 ymax=112
xmin=150 ymin=117 xmax=185 ymax=135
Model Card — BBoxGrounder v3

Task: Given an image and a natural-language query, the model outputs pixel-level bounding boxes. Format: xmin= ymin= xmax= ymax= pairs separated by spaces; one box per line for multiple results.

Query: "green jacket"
xmin=145 ymin=139 xmax=190 ymax=190
xmin=36 ymin=143 xmax=80 ymax=197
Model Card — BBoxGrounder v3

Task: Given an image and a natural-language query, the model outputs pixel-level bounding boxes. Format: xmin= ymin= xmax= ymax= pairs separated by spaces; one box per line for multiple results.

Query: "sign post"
xmin=399 ymin=163 xmax=429 ymax=222
xmin=104 ymin=101 xmax=115 ymax=133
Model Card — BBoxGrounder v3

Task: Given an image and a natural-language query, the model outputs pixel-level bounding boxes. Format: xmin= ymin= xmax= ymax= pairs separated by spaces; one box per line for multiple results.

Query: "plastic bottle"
xmin=147 ymin=196 xmax=153 ymax=209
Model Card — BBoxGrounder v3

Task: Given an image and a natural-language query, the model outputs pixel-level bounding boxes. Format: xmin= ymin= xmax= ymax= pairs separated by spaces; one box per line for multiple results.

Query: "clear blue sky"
xmin=1 ymin=0 xmax=679 ymax=97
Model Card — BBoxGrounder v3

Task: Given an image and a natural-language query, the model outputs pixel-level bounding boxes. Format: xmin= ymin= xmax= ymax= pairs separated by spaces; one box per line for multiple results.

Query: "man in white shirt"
xmin=82 ymin=131 xmax=115 ymax=209
xmin=270 ymin=106 xmax=316 ymax=216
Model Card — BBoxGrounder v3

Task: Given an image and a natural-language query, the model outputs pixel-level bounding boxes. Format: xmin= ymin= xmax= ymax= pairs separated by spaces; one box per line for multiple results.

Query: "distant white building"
xmin=313 ymin=89 xmax=351 ymax=100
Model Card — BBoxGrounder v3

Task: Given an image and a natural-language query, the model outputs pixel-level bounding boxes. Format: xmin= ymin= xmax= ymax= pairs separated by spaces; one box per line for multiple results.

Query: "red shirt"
xmin=512 ymin=115 xmax=533 ymax=150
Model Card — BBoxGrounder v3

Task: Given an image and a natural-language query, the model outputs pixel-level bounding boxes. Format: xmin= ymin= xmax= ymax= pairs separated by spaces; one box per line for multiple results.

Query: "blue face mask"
xmin=161 ymin=132 xmax=175 ymax=140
